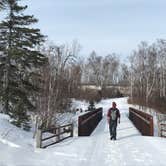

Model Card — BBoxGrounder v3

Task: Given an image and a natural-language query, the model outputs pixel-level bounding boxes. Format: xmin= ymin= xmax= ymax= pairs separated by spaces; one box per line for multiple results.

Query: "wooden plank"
xmin=81 ymin=113 xmax=96 ymax=125
xmin=161 ymin=135 xmax=166 ymax=138
xmin=59 ymin=130 xmax=72 ymax=135
xmin=161 ymin=129 xmax=166 ymax=132
xmin=81 ymin=111 xmax=102 ymax=125
xmin=42 ymin=131 xmax=71 ymax=141
xmin=40 ymin=123 xmax=73 ymax=148
xmin=59 ymin=124 xmax=72 ymax=129
xmin=42 ymin=135 xmax=72 ymax=148
xmin=42 ymin=134 xmax=57 ymax=141
xmin=160 ymin=123 xmax=166 ymax=126
xmin=130 ymin=110 xmax=150 ymax=124
xmin=42 ymin=123 xmax=72 ymax=133
xmin=129 ymin=107 xmax=152 ymax=120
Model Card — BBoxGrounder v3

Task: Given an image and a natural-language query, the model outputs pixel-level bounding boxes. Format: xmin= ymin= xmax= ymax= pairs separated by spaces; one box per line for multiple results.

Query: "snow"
xmin=71 ymin=98 xmax=89 ymax=111
xmin=0 ymin=97 xmax=166 ymax=166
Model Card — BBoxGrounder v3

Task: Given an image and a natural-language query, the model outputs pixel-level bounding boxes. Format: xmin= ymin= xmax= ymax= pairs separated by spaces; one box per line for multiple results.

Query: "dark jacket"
xmin=107 ymin=107 xmax=120 ymax=122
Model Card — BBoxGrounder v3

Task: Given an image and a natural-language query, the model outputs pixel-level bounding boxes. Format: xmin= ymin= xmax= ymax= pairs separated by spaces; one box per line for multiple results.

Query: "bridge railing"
xmin=36 ymin=123 xmax=73 ymax=148
xmin=157 ymin=113 xmax=166 ymax=137
xmin=159 ymin=123 xmax=166 ymax=138
xmin=78 ymin=108 xmax=103 ymax=136
xmin=129 ymin=107 xmax=154 ymax=136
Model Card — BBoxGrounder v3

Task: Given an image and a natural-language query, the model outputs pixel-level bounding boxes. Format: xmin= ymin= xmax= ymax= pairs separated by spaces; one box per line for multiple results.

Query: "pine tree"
xmin=0 ymin=0 xmax=5 ymax=9
xmin=0 ymin=0 xmax=47 ymax=129
xmin=88 ymin=101 xmax=96 ymax=111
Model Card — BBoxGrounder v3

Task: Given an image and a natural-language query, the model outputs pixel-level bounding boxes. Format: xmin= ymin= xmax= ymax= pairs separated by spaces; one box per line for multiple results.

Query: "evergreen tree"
xmin=0 ymin=0 xmax=47 ymax=129
xmin=0 ymin=0 xmax=5 ymax=9
xmin=88 ymin=101 xmax=96 ymax=111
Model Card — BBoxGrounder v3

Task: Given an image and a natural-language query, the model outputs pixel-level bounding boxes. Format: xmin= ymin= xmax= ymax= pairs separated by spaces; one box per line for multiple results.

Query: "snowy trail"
xmin=79 ymin=110 xmax=140 ymax=166
xmin=1 ymin=98 xmax=166 ymax=166
xmin=76 ymin=97 xmax=166 ymax=166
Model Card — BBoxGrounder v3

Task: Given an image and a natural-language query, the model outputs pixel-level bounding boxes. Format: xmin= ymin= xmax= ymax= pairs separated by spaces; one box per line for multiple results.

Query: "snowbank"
xmin=0 ymin=97 xmax=166 ymax=166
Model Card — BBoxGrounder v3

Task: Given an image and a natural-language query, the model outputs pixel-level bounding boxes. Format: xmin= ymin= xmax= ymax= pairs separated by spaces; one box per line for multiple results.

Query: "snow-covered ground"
xmin=0 ymin=97 xmax=166 ymax=166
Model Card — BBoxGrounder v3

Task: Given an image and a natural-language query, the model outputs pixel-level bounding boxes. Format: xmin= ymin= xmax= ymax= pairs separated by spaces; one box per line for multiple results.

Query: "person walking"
xmin=107 ymin=102 xmax=120 ymax=140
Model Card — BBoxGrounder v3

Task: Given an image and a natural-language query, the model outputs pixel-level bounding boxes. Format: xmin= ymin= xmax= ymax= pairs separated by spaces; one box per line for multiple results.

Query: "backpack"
xmin=110 ymin=109 xmax=117 ymax=120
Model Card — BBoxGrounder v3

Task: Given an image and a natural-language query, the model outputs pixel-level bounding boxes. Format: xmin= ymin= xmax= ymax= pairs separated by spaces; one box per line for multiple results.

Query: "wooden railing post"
xmin=57 ymin=126 xmax=60 ymax=142
xmin=158 ymin=122 xmax=162 ymax=137
xmin=70 ymin=123 xmax=74 ymax=137
xmin=150 ymin=116 xmax=154 ymax=136
xmin=36 ymin=129 xmax=42 ymax=148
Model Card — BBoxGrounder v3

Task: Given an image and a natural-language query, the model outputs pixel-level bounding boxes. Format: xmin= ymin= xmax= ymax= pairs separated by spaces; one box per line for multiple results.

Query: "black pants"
xmin=109 ymin=120 xmax=117 ymax=139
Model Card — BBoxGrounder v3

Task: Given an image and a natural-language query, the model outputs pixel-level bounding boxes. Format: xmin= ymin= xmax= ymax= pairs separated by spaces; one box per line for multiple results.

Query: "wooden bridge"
xmin=36 ymin=106 xmax=166 ymax=149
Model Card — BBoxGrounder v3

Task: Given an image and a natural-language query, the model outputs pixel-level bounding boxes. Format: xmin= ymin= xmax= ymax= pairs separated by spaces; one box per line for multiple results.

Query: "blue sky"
xmin=1 ymin=0 xmax=166 ymax=58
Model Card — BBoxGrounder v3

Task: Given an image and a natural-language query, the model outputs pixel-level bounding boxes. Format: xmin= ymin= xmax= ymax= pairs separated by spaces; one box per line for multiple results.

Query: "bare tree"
xmin=119 ymin=63 xmax=129 ymax=86
xmin=87 ymin=51 xmax=103 ymax=87
xmin=128 ymin=40 xmax=166 ymax=112
xmin=35 ymin=41 xmax=81 ymax=130
xmin=85 ymin=52 xmax=120 ymax=88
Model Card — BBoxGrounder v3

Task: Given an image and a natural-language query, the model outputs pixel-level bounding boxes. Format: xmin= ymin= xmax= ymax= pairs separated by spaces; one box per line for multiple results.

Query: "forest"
xmin=0 ymin=0 xmax=166 ymax=131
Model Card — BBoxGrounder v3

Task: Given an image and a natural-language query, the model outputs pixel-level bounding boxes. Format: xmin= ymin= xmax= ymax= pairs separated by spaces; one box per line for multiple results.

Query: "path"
xmin=78 ymin=110 xmax=166 ymax=166
xmin=1 ymin=98 xmax=166 ymax=166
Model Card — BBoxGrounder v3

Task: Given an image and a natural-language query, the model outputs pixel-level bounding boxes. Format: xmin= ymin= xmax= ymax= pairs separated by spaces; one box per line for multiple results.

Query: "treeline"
xmin=0 ymin=1 xmax=83 ymax=130
xmin=82 ymin=51 xmax=129 ymax=87
xmin=128 ymin=40 xmax=166 ymax=113
xmin=0 ymin=0 xmax=126 ymax=130
xmin=1 ymin=0 xmax=165 ymax=131
xmin=36 ymin=42 xmax=82 ymax=129
xmin=78 ymin=51 xmax=127 ymax=101
xmin=0 ymin=0 xmax=83 ymax=130
xmin=0 ymin=0 xmax=48 ymax=130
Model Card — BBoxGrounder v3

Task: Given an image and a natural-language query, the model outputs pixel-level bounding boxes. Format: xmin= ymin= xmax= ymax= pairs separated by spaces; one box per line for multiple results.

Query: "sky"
xmin=1 ymin=0 xmax=166 ymax=59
